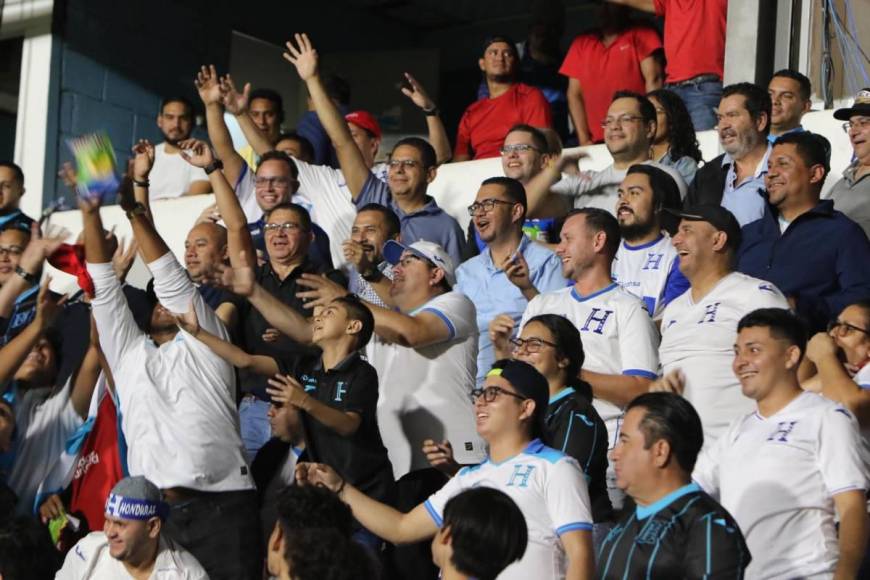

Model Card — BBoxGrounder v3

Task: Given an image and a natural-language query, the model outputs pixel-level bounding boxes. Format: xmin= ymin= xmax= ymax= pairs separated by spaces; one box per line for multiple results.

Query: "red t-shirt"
xmin=559 ymin=26 xmax=662 ymax=142
xmin=69 ymin=393 xmax=123 ymax=532
xmin=454 ymin=83 xmax=551 ymax=160
xmin=655 ymin=0 xmax=727 ymax=83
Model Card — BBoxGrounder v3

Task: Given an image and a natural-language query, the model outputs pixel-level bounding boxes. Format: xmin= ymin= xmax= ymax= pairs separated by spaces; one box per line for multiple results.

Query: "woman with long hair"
xmin=648 ymin=89 xmax=703 ymax=185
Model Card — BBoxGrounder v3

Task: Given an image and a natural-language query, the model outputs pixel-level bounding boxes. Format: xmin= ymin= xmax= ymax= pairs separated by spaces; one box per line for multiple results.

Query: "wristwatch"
xmin=422 ymin=106 xmax=440 ymax=117
xmin=204 ymin=159 xmax=224 ymax=175
xmin=125 ymin=202 xmax=148 ymax=219
xmin=15 ymin=266 xmax=37 ymax=285
xmin=132 ymin=179 xmax=150 ymax=188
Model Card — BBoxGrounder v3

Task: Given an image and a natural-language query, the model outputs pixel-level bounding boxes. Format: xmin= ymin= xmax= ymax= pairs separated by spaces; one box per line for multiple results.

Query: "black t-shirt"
xmin=546 ymin=384 xmax=613 ymax=523
xmin=280 ymin=352 xmax=395 ymax=505
xmin=238 ymin=260 xmax=346 ymax=399
xmin=596 ymin=484 xmax=750 ymax=579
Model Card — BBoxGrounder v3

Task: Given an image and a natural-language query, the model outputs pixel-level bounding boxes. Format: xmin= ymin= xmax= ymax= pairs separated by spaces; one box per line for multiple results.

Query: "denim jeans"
xmin=666 ymin=79 xmax=723 ymax=131
xmin=239 ymin=396 xmax=272 ymax=462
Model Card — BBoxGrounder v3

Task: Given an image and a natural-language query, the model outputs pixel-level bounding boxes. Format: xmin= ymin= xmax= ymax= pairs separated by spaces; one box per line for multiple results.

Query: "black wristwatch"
xmin=15 ymin=266 xmax=37 ymax=285
xmin=132 ymin=179 xmax=150 ymax=188
xmin=125 ymin=202 xmax=148 ymax=219
xmin=422 ymin=106 xmax=440 ymax=117
xmin=204 ymin=159 xmax=224 ymax=175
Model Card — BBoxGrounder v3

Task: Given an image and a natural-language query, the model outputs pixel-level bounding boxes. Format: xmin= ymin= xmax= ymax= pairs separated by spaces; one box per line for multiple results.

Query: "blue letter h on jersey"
xmin=697 ymin=302 xmax=721 ymax=324
xmin=507 ymin=464 xmax=535 ymax=488
xmin=581 ymin=308 xmax=613 ymax=335
xmin=642 ymin=253 xmax=664 ymax=271
xmin=767 ymin=421 xmax=797 ymax=442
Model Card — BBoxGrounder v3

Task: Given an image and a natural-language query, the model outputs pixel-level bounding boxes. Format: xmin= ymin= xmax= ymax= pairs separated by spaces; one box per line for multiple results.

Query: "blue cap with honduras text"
xmin=105 ymin=476 xmax=169 ymax=521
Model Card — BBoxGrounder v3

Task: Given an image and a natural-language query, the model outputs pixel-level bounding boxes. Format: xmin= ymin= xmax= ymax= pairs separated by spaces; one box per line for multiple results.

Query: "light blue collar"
xmin=636 ymin=482 xmax=700 ymax=520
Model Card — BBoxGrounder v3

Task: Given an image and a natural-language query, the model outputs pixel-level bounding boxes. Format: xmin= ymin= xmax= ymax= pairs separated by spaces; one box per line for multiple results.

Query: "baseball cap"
xmin=486 ymin=360 xmax=549 ymax=438
xmin=105 ymin=476 xmax=169 ymax=521
xmin=345 ymin=111 xmax=382 ymax=140
xmin=833 ymin=88 xmax=870 ymax=121
xmin=383 ymin=239 xmax=456 ymax=286
xmin=665 ymin=204 xmax=742 ymax=251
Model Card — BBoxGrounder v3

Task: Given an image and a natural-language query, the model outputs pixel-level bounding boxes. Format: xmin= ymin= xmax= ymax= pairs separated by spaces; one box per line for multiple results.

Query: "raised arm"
xmin=805 ymin=333 xmax=870 ymax=427
xmin=296 ymin=462 xmax=438 ymax=544
xmin=525 ymin=153 xmax=579 ymax=217
xmin=0 ymin=223 xmax=66 ymax=319
xmin=177 ymin=138 xmax=255 ymax=266
xmin=195 ymin=65 xmax=245 ymax=186
xmin=0 ymin=280 xmax=63 ymax=385
xmin=130 ymin=139 xmax=156 ymax=221
xmin=221 ymin=75 xmax=275 ymax=158
xmin=283 ymin=33 xmax=370 ymax=199
xmin=401 ymin=72 xmax=452 ymax=164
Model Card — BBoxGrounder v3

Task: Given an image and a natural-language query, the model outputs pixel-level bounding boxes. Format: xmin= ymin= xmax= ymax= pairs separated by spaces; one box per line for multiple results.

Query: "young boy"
xmin=176 ymin=295 xmax=395 ymax=547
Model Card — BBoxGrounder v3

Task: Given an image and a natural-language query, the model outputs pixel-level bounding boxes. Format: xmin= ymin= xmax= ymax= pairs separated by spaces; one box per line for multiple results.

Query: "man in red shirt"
xmin=454 ymin=35 xmax=552 ymax=161
xmin=560 ymin=5 xmax=663 ymax=144
xmin=609 ymin=0 xmax=727 ymax=131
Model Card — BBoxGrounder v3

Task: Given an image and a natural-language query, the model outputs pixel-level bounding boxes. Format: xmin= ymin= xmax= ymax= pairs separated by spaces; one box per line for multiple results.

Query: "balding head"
xmin=185 ymin=222 xmax=228 ymax=282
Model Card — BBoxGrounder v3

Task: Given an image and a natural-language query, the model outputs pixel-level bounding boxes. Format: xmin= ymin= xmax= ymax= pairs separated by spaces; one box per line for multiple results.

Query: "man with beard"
xmin=524 ymin=92 xmax=657 ymax=217
xmin=767 ymin=70 xmax=812 ymax=142
xmin=685 ymin=83 xmax=772 ymax=226
xmin=342 ymin=203 xmax=400 ymax=308
xmin=612 ymin=164 xmax=688 ymax=319
xmin=454 ymin=35 xmax=552 ymax=161
xmin=147 ymin=98 xmax=211 ymax=200
xmin=457 ymin=177 xmax=565 ymax=385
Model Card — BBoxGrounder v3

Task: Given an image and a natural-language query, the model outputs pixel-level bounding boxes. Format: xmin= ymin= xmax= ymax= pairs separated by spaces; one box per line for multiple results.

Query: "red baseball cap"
xmin=345 ymin=111 xmax=382 ymax=140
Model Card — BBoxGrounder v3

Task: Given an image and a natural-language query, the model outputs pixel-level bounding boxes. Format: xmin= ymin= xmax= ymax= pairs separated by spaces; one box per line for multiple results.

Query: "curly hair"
xmin=283 ymin=528 xmax=376 ymax=580
xmin=648 ymin=89 xmax=703 ymax=163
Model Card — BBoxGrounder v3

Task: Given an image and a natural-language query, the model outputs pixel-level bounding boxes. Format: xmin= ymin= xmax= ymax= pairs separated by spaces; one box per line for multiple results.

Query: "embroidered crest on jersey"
xmin=506 ymin=464 xmax=536 ymax=487
xmin=642 ymin=253 xmax=664 ymax=271
xmin=636 ymin=519 xmax=666 ymax=544
xmin=767 ymin=420 xmax=797 ymax=442
xmin=300 ymin=374 xmax=317 ymax=392
xmin=334 ymin=381 xmax=348 ymax=402
xmin=697 ymin=302 xmax=721 ymax=324
xmin=581 ymin=308 xmax=613 ymax=334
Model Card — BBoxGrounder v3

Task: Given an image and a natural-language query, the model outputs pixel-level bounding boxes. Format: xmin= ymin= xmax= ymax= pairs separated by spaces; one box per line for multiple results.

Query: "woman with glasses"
xmin=803 ymin=299 xmax=870 ymax=427
xmin=647 ymin=89 xmax=702 ymax=186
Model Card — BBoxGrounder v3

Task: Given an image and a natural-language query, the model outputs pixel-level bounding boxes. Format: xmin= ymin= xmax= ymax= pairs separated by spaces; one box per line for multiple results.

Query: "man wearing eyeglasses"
xmin=829 ymin=89 xmax=870 ymax=238
xmin=524 ymin=92 xmax=657 ymax=218
xmin=737 ymin=131 xmax=870 ymax=333
xmin=456 ymin=176 xmax=565 ymax=386
xmin=295 ymin=359 xmax=595 ymax=580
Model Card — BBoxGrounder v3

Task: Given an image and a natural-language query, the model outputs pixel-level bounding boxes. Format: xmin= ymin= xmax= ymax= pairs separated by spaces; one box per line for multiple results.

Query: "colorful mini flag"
xmin=66 ymin=133 xmax=120 ymax=202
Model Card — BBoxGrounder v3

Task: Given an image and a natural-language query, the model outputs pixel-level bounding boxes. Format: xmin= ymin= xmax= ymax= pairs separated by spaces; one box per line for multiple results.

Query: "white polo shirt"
xmin=7 ymin=383 xmax=82 ymax=514
xmin=148 ymin=143 xmax=208 ymax=200
xmin=88 ymin=254 xmax=253 ymax=492
xmin=520 ymin=283 xmax=660 ymax=449
xmin=235 ymin=160 xmax=358 ymax=268
xmin=659 ymin=272 xmax=790 ymax=444
xmin=693 ymin=392 xmax=867 ymax=580
xmin=57 ymin=532 xmax=208 ymax=579
xmin=612 ymin=233 xmax=686 ymax=319
xmin=366 ymin=291 xmax=485 ymax=478
xmin=424 ymin=439 xmax=593 ymax=580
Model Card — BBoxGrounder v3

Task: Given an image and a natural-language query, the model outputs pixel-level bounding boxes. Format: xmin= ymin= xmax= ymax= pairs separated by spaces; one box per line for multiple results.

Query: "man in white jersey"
xmin=655 ymin=205 xmax=790 ymax=444
xmin=503 ymin=207 xmax=659 ymax=509
xmin=693 ymin=308 xmax=868 ymax=579
xmin=58 ymin=476 xmax=207 ymax=579
xmin=296 ymin=359 xmax=595 ymax=580
xmin=148 ymin=97 xmax=211 ymax=200
xmin=612 ymin=164 xmax=688 ymax=319
xmin=80 ymin=188 xmax=259 ymax=579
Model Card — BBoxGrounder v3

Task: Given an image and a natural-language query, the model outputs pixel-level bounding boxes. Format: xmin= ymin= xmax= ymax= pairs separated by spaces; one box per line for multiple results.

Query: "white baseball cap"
xmin=382 ymin=239 xmax=456 ymax=286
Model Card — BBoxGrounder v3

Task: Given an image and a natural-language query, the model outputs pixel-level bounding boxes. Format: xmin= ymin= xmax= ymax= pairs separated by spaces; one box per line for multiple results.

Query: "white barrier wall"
xmin=46 ymin=108 xmax=853 ymax=292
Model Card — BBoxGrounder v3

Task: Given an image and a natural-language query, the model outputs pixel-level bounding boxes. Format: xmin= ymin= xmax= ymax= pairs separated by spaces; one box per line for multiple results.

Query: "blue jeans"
xmin=239 ymin=396 xmax=271 ymax=462
xmin=666 ymin=79 xmax=723 ymax=131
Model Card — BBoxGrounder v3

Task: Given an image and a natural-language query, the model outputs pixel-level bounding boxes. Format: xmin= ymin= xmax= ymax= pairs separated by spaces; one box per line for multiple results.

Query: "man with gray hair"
xmin=57 ymin=476 xmax=207 ymax=579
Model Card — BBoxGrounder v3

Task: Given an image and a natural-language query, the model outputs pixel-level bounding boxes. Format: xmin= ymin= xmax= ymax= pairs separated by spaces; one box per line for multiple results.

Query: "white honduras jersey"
xmin=424 ymin=439 xmax=593 ymax=580
xmin=693 ymin=392 xmax=867 ymax=580
xmin=521 ymin=283 xmax=660 ymax=449
xmin=612 ymin=234 xmax=685 ymax=319
xmin=659 ymin=273 xmax=789 ymax=444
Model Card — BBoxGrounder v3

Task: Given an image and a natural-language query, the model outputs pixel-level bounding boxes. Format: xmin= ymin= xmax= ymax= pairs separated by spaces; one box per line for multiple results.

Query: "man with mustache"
xmin=828 ymin=89 xmax=870 ymax=238
xmin=684 ymin=83 xmax=772 ymax=227
xmin=343 ymin=204 xmax=400 ymax=308
xmin=147 ymin=98 xmax=211 ymax=200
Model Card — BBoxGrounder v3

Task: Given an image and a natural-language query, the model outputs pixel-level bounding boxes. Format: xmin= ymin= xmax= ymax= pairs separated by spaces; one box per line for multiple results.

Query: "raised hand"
xmin=111 ymin=237 xmax=139 ymax=283
xmin=195 ymin=203 xmax=222 ymax=226
xmin=400 ymin=72 xmax=436 ymax=111
xmin=282 ymin=33 xmax=319 ymax=81
xmin=58 ymin=162 xmax=77 ymax=191
xmin=219 ymin=74 xmax=251 ymax=116
xmin=266 ymin=373 xmax=309 ymax=409
xmin=194 ymin=65 xmax=223 ymax=106
xmin=20 ymin=223 xmax=70 ymax=275
xmin=131 ymin=139 xmax=155 ymax=181
xmin=341 ymin=239 xmax=374 ymax=273
xmin=488 ymin=314 xmax=516 ymax=358
xmin=34 ymin=277 xmax=66 ymax=329
xmin=296 ymin=273 xmax=349 ymax=310
xmin=176 ymin=139 xmax=214 ymax=169
xmin=295 ymin=462 xmax=343 ymax=492
xmin=502 ymin=251 xmax=533 ymax=292
xmin=806 ymin=332 xmax=839 ymax=364
xmin=210 ymin=253 xmax=256 ymax=296
xmin=173 ymin=302 xmax=201 ymax=336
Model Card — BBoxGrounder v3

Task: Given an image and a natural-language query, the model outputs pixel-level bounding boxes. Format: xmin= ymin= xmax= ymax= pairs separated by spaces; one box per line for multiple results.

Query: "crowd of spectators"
xmin=1 ymin=1 xmax=870 ymax=578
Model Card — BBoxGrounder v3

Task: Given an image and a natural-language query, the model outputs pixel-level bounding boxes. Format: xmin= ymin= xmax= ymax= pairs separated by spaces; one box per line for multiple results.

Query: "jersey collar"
xmin=621 ymin=233 xmax=665 ymax=251
xmin=570 ymin=282 xmax=617 ymax=303
xmin=635 ymin=482 xmax=700 ymax=520
xmin=549 ymin=387 xmax=575 ymax=405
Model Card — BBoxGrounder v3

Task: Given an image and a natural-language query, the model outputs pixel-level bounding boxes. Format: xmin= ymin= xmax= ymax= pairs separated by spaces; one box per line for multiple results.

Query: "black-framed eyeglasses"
xmin=470 ymin=386 xmax=527 ymax=403
xmin=0 ymin=245 xmax=24 ymax=258
xmin=842 ymin=119 xmax=870 ymax=133
xmin=467 ymin=198 xmax=516 ymax=216
xmin=827 ymin=319 xmax=870 ymax=336
xmin=601 ymin=115 xmax=645 ymax=129
xmin=509 ymin=337 xmax=558 ymax=353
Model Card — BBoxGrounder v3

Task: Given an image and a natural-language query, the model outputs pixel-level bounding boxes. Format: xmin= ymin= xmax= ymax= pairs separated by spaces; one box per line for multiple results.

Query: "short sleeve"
xmin=558 ymin=37 xmax=588 ymax=79
xmin=519 ymin=294 xmax=546 ymax=331
xmin=548 ymin=458 xmax=594 ymax=535
xmin=341 ymin=364 xmax=379 ymax=415
xmin=692 ymin=423 xmax=732 ymax=498
xmin=817 ymin=405 xmax=867 ymax=495
xmin=618 ymin=300 xmax=660 ymax=379
xmin=418 ymin=293 xmax=476 ymax=341
xmin=660 ymin=259 xmax=690 ymax=316
xmin=634 ymin=26 xmax=663 ymax=60
xmin=454 ymin=111 xmax=472 ymax=159
xmin=747 ymin=281 xmax=790 ymax=310
xmin=684 ymin=508 xmax=750 ymax=579
xmin=354 ymin=173 xmax=393 ymax=209
xmin=521 ymin=87 xmax=552 ymax=128
xmin=234 ymin=163 xmax=262 ymax=224
xmin=423 ymin=468 xmax=467 ymax=526
xmin=653 ymin=0 xmax=667 ymax=16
